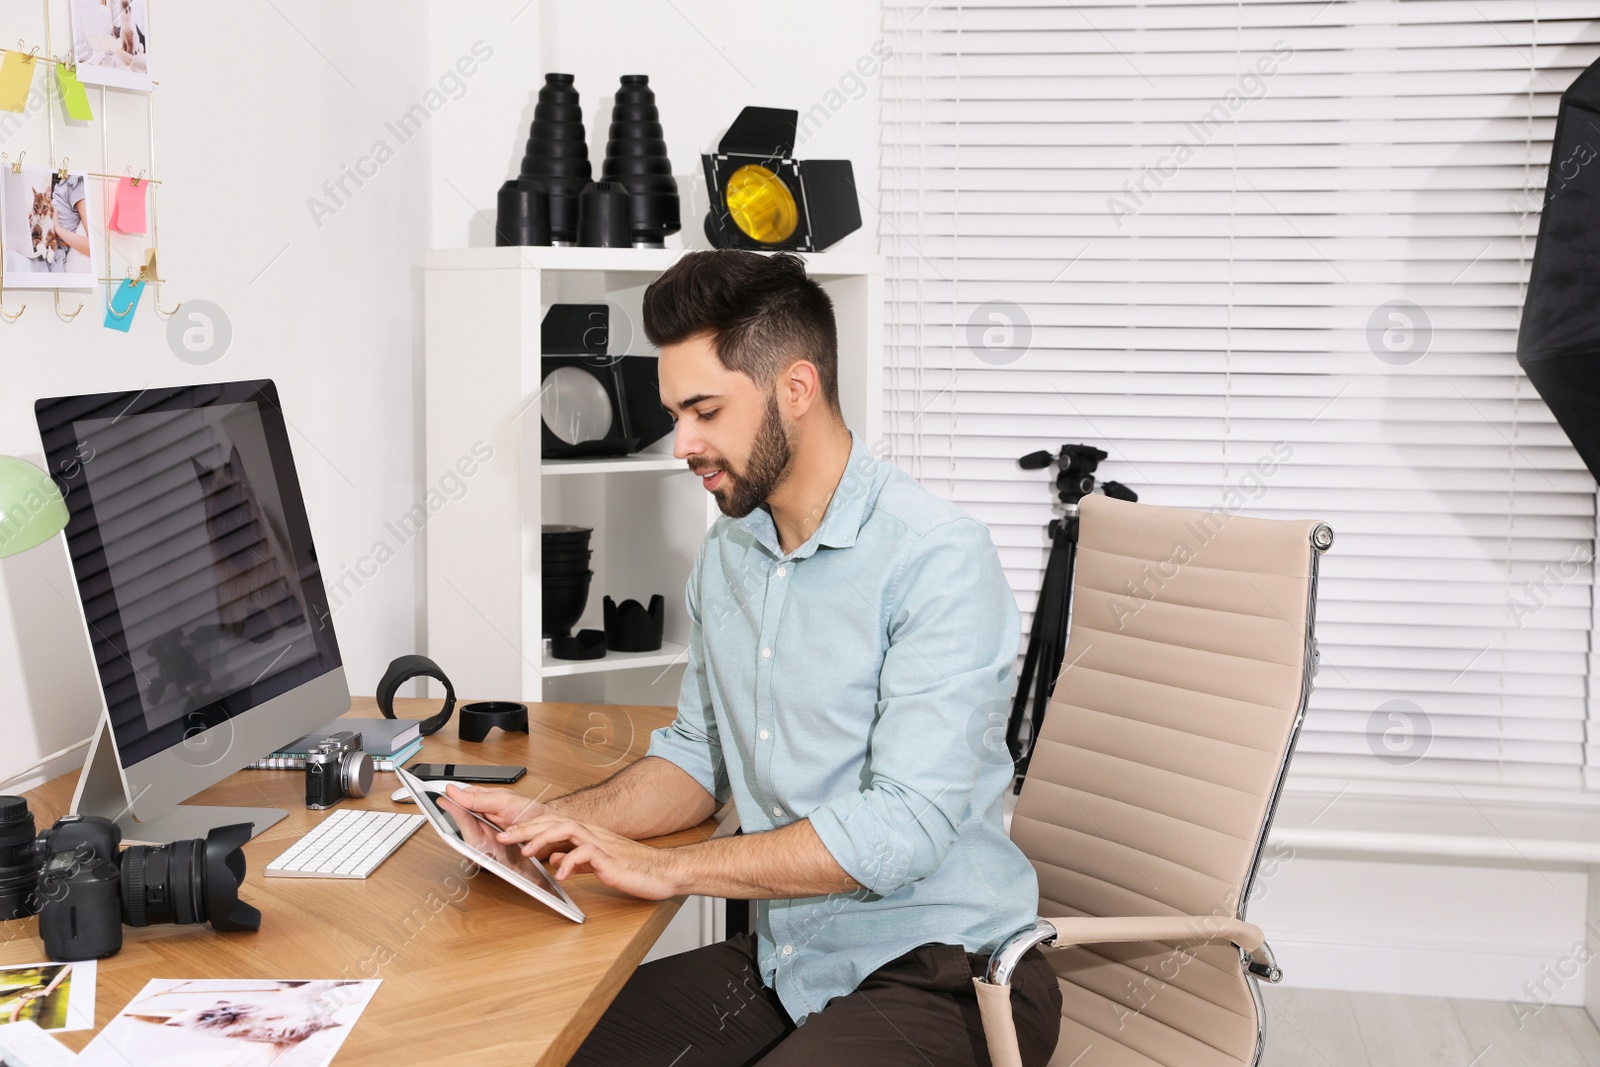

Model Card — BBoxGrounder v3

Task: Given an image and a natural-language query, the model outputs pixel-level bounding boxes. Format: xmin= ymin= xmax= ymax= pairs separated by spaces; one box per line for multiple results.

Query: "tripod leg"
xmin=1008 ymin=531 xmax=1065 ymax=760
xmin=1006 ymin=614 xmax=1045 ymax=763
xmin=1017 ymin=520 xmax=1079 ymax=786
xmin=1046 ymin=533 xmax=1078 ymax=703
xmin=1011 ymin=526 xmax=1073 ymax=782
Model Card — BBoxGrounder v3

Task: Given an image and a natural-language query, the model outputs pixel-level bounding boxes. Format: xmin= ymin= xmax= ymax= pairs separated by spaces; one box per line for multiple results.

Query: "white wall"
xmin=0 ymin=0 xmax=437 ymax=789
xmin=0 ymin=0 xmax=885 ymax=791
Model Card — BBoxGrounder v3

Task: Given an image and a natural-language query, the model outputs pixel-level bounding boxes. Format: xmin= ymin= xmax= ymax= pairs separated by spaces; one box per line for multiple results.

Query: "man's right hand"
xmin=444 ymin=784 xmax=551 ymax=845
xmin=441 ymin=757 xmax=717 ymax=848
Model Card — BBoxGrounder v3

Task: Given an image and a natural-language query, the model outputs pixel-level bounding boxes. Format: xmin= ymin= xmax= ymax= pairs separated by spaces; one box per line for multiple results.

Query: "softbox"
xmin=1517 ymin=57 xmax=1600 ymax=481
xmin=538 ymin=305 xmax=674 ymax=459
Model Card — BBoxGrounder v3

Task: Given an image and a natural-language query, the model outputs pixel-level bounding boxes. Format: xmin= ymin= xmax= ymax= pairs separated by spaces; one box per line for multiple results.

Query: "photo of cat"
xmin=77 ymin=979 xmax=380 ymax=1067
xmin=0 ymin=165 xmax=98 ymax=289
xmin=70 ymin=0 xmax=151 ymax=91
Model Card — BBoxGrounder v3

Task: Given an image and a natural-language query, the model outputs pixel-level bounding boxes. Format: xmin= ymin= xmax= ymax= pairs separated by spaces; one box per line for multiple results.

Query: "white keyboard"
xmin=265 ymin=809 xmax=425 ymax=879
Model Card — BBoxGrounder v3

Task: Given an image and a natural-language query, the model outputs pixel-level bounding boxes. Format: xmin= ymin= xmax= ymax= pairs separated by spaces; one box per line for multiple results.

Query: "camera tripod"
xmin=1005 ymin=444 xmax=1136 ymax=792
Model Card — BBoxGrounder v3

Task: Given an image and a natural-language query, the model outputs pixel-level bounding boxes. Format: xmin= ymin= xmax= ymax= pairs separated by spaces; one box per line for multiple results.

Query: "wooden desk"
xmin=0 ymin=697 xmax=718 ymax=1066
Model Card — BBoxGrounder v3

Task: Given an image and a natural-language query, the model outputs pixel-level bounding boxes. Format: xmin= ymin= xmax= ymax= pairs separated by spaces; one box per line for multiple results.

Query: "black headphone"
xmin=376 ymin=655 xmax=455 ymax=736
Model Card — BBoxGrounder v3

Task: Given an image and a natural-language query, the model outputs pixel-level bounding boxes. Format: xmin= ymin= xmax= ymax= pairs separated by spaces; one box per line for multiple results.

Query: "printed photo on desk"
xmin=0 ymin=1021 xmax=77 ymax=1067
xmin=0 ymin=961 xmax=95 ymax=1033
xmin=70 ymin=0 xmax=151 ymax=91
xmin=0 ymin=165 xmax=98 ymax=289
xmin=77 ymin=979 xmax=380 ymax=1067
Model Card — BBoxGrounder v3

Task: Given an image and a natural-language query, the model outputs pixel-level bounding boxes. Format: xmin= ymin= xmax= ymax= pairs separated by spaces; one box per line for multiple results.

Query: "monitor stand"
xmin=71 ymin=719 xmax=287 ymax=846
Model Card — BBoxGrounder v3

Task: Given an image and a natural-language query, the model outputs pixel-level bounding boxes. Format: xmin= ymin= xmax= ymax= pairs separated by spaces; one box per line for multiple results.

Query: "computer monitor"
xmin=35 ymin=380 xmax=349 ymax=844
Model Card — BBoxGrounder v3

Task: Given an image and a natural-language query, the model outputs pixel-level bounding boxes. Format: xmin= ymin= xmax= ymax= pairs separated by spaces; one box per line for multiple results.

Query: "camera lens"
xmin=339 ymin=750 xmax=375 ymax=799
xmin=0 ymin=796 xmax=40 ymax=920
xmin=117 ymin=824 xmax=259 ymax=933
xmin=121 ymin=838 xmax=205 ymax=927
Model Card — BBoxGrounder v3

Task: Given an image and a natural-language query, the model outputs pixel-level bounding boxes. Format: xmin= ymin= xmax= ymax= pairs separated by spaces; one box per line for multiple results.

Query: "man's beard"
xmin=710 ymin=395 xmax=794 ymax=518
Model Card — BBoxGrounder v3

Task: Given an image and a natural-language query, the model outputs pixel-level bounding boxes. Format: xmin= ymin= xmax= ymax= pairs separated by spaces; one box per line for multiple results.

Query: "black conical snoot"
xmin=600 ymin=75 xmax=680 ymax=248
xmin=519 ymin=73 xmax=592 ymax=245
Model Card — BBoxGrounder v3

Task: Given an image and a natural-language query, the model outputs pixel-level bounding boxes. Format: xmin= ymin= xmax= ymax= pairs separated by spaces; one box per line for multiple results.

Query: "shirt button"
xmin=761 ymin=647 xmax=772 ymax=658
xmin=773 ymin=806 xmax=783 ymax=817
xmin=759 ymin=729 xmax=770 ymax=740
xmin=782 ymin=944 xmax=793 ymax=956
xmin=776 ymin=566 xmax=787 ymax=577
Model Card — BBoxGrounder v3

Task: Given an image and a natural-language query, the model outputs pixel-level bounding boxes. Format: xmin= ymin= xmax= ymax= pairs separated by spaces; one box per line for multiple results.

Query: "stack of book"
xmin=249 ymin=715 xmax=424 ymax=772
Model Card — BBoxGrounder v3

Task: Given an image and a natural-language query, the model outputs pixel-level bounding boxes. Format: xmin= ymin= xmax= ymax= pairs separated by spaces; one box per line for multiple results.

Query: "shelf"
xmin=425 ymin=248 xmax=879 ymax=705
xmin=541 ymin=640 xmax=689 ymax=677
xmin=425 ymin=245 xmax=885 ymax=279
xmin=542 ymin=454 xmax=685 ymax=476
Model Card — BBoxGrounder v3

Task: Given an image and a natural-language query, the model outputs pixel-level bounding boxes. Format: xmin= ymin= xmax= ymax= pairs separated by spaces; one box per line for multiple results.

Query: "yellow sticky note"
xmin=0 ymin=51 xmax=36 ymax=114
xmin=56 ymin=64 xmax=91 ymax=121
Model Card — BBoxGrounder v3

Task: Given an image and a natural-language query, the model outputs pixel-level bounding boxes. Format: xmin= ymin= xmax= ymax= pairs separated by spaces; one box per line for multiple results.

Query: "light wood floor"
xmin=1260 ymin=986 xmax=1600 ymax=1067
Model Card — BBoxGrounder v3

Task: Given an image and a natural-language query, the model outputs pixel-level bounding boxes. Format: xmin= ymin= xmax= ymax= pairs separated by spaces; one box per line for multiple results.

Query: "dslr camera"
xmin=305 ymin=730 xmax=374 ymax=810
xmin=33 ymin=814 xmax=259 ymax=961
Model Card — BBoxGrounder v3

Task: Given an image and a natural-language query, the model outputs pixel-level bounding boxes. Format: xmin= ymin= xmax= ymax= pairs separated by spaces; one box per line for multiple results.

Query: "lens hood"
xmin=202 ymin=822 xmax=261 ymax=932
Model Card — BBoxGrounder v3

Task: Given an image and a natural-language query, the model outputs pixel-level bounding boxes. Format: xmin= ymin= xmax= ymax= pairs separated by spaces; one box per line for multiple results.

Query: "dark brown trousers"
xmin=568 ymin=932 xmax=1062 ymax=1066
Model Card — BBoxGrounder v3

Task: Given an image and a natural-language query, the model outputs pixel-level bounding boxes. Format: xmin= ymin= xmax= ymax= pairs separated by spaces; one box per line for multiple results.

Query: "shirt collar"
xmin=739 ymin=430 xmax=885 ymax=560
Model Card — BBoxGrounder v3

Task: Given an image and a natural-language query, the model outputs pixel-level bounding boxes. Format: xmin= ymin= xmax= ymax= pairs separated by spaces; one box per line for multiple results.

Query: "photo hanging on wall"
xmin=70 ymin=0 xmax=152 ymax=92
xmin=0 ymin=164 xmax=101 ymax=289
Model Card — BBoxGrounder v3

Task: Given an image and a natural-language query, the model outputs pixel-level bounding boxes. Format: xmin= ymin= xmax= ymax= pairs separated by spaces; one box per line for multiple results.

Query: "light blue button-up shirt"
xmin=646 ymin=429 xmax=1039 ymax=1023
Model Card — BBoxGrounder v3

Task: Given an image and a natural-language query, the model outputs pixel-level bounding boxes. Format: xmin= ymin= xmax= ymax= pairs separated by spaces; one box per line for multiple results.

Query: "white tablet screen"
xmin=396 ymin=767 xmax=584 ymax=922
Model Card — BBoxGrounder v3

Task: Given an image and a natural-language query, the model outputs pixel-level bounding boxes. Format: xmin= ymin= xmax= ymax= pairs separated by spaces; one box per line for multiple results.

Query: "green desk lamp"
xmin=0 ymin=457 xmax=69 ymax=558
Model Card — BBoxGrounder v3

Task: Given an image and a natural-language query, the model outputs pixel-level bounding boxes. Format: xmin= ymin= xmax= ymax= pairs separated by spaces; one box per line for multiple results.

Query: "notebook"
xmin=248 ymin=714 xmax=426 ymax=770
xmin=248 ymin=737 xmax=422 ymax=772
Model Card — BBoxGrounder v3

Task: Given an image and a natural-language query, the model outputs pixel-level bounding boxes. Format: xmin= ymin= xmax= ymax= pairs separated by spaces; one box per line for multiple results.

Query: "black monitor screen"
xmin=36 ymin=381 xmax=341 ymax=767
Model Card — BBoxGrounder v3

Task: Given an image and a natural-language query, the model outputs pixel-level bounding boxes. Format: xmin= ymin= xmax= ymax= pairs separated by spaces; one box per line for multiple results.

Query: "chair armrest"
xmin=982 ymin=915 xmax=1280 ymax=985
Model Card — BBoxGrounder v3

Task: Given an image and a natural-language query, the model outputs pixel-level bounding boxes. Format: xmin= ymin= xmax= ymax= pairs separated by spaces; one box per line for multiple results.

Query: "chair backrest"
xmin=1011 ymin=493 xmax=1327 ymax=1066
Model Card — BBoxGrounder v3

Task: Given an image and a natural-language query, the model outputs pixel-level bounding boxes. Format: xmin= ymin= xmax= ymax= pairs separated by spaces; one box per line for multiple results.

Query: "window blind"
xmin=880 ymin=0 xmax=1600 ymax=796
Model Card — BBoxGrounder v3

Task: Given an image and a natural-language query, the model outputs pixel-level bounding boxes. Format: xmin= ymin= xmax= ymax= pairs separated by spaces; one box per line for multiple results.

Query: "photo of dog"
xmin=0 ymin=164 xmax=98 ymax=289
xmin=77 ymin=979 xmax=380 ymax=1067
xmin=70 ymin=0 xmax=152 ymax=92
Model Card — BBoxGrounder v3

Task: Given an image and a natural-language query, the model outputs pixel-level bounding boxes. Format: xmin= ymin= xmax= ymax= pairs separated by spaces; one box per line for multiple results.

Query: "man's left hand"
xmin=501 ymin=814 xmax=680 ymax=900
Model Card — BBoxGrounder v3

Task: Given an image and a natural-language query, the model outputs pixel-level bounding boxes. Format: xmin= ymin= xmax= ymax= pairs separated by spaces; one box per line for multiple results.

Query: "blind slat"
xmin=885 ymin=0 xmax=1597 ymax=800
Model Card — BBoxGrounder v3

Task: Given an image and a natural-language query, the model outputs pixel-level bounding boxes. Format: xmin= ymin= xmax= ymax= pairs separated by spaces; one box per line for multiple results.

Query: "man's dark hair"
xmin=642 ymin=250 xmax=841 ymax=417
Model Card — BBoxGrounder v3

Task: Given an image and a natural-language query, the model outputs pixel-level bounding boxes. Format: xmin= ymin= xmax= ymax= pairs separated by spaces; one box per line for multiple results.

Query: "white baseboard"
xmin=1271 ymin=932 xmax=1585 ymax=1007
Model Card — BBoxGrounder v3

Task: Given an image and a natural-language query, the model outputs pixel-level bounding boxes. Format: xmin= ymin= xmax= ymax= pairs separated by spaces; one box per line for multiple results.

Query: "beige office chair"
xmin=975 ymin=493 xmax=1332 ymax=1067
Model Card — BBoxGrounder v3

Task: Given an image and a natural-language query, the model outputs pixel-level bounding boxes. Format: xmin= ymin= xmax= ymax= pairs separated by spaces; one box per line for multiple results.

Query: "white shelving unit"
xmin=422 ymin=245 xmax=884 ymax=710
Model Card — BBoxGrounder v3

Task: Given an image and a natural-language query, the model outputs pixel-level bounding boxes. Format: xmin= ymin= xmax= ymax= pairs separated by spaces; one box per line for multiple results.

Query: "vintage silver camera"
xmin=304 ymin=731 xmax=375 ymax=810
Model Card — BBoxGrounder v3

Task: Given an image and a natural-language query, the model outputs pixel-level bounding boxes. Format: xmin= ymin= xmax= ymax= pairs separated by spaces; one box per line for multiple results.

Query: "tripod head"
xmin=1018 ymin=443 xmax=1137 ymax=510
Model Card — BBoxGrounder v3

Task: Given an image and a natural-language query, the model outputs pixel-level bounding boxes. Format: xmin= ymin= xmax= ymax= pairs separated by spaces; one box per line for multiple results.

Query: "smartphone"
xmin=405 ymin=762 xmax=527 ymax=784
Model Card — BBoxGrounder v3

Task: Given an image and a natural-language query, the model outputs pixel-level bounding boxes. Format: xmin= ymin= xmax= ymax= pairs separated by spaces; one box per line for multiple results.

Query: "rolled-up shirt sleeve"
xmin=806 ymin=516 xmax=1021 ymax=897
xmin=646 ymin=544 xmax=732 ymax=805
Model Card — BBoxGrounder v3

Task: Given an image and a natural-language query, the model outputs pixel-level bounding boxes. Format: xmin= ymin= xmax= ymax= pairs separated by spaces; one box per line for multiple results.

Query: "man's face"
xmin=659 ymin=333 xmax=795 ymax=518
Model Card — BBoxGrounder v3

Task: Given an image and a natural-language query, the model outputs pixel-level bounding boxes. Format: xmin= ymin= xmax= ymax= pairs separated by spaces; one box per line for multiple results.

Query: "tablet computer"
xmin=394 ymin=765 xmax=585 ymax=923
